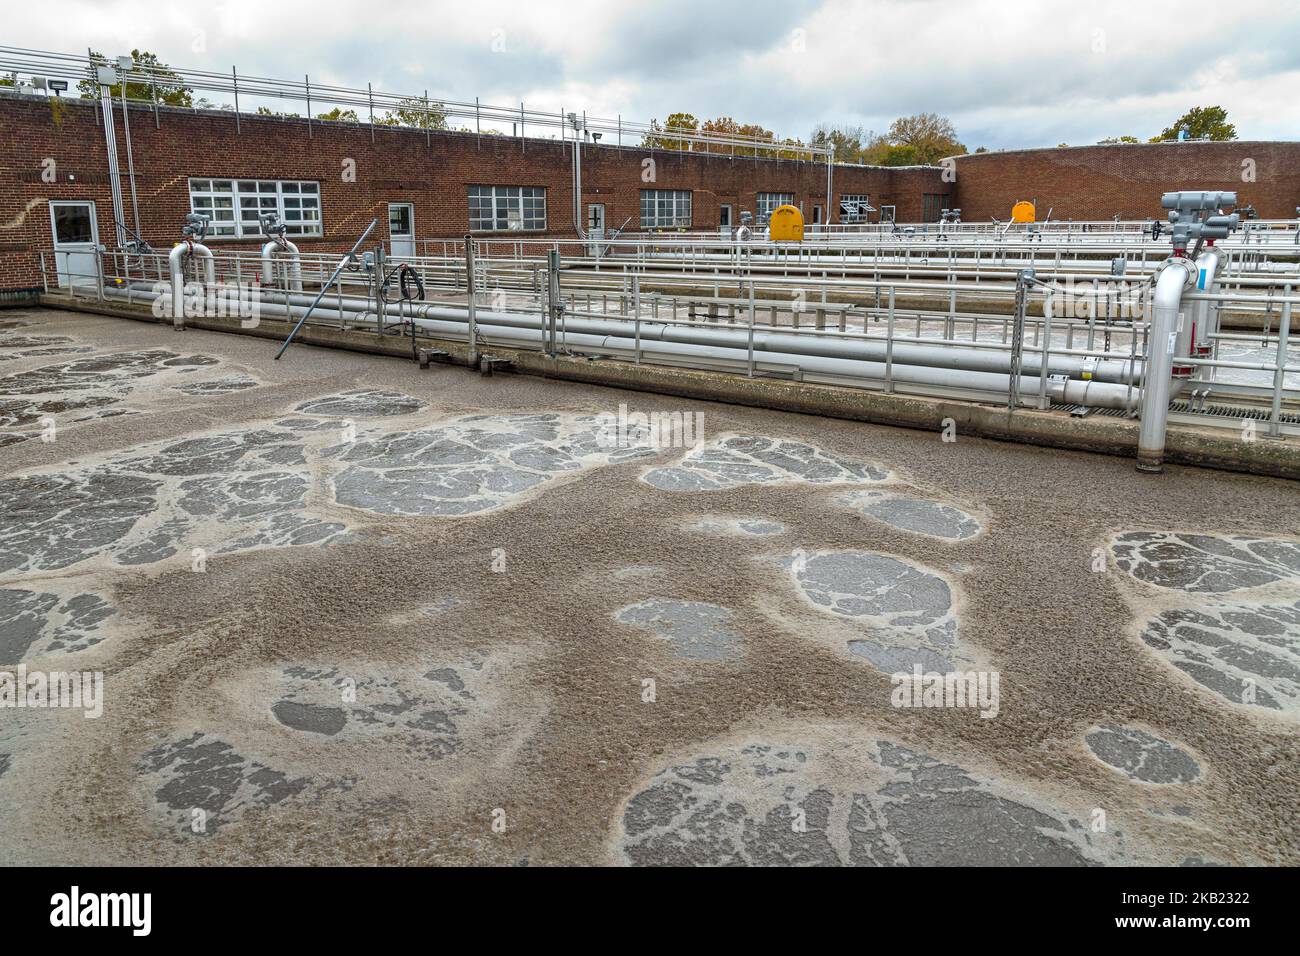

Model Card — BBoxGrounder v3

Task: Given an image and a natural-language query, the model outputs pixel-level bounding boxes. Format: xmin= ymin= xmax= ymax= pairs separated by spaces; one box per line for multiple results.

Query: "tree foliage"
xmin=641 ymin=112 xmax=809 ymax=159
xmin=378 ymin=96 xmax=448 ymax=130
xmin=77 ymin=50 xmax=193 ymax=105
xmin=1151 ymin=106 xmax=1236 ymax=142
xmin=882 ymin=113 xmax=965 ymax=165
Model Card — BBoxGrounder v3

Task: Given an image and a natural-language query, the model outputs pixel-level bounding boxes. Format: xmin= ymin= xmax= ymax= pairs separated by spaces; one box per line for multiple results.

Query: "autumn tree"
xmin=641 ymin=112 xmax=700 ymax=150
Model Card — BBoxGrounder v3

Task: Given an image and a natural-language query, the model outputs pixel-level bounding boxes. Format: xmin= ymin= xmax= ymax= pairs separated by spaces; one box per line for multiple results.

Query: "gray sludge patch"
xmin=0 ymin=587 xmax=116 ymax=663
xmin=138 ymin=732 xmax=339 ymax=837
xmin=0 ymin=426 xmax=345 ymax=577
xmin=171 ymin=374 xmax=259 ymax=396
xmin=0 ymin=321 xmax=84 ymax=359
xmin=1141 ymin=600 xmax=1300 ymax=717
xmin=839 ymin=491 xmax=981 ymax=540
xmin=326 ymin=413 xmax=655 ymax=517
xmin=615 ymin=599 xmax=742 ymax=661
xmin=619 ymin=734 xmax=1141 ymax=866
xmin=1085 ymin=726 xmax=1201 ymax=784
xmin=271 ymin=664 xmax=482 ymax=759
xmin=642 ymin=434 xmax=889 ymax=492
xmin=295 ymin=389 xmax=428 ymax=417
xmin=788 ymin=550 xmax=964 ymax=673
xmin=0 ymin=349 xmax=218 ymax=444
xmin=271 ymin=701 xmax=347 ymax=736
xmin=689 ymin=516 xmax=786 ymax=537
xmin=1112 ymin=531 xmax=1300 ymax=592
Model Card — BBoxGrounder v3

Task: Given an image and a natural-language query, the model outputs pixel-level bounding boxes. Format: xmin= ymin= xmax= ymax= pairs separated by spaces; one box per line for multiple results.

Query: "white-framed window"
xmin=640 ymin=189 xmax=692 ymax=229
xmin=468 ymin=185 xmax=547 ymax=232
xmin=188 ymin=179 xmax=321 ymax=238
xmin=756 ymin=192 xmax=794 ymax=224
xmin=840 ymin=193 xmax=871 ymax=223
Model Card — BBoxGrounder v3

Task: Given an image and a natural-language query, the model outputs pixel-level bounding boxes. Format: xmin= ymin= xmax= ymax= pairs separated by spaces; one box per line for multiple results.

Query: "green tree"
xmin=1098 ymin=135 xmax=1140 ymax=144
xmin=316 ymin=107 xmax=360 ymax=122
xmin=378 ymin=96 xmax=448 ymax=129
xmin=77 ymin=49 xmax=192 ymax=105
xmin=1151 ymin=106 xmax=1236 ymax=142
xmin=811 ymin=123 xmax=867 ymax=163
xmin=886 ymin=113 xmax=965 ymax=164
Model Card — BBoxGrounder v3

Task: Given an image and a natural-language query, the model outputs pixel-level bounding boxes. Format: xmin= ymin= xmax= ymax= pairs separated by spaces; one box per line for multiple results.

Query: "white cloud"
xmin=3 ymin=0 xmax=1298 ymax=148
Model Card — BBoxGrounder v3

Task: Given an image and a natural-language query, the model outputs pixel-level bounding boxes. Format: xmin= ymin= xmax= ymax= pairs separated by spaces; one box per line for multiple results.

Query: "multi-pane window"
xmin=188 ymin=179 xmax=321 ymax=238
xmin=839 ymin=194 xmax=871 ymax=223
xmin=756 ymin=192 xmax=795 ymax=224
xmin=468 ymin=186 xmax=546 ymax=232
xmin=640 ymin=189 xmax=692 ymax=229
xmin=922 ymin=194 xmax=948 ymax=222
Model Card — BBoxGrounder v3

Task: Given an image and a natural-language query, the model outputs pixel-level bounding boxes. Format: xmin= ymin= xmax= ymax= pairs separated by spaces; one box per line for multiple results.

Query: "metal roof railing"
xmin=0 ymin=45 xmax=833 ymax=162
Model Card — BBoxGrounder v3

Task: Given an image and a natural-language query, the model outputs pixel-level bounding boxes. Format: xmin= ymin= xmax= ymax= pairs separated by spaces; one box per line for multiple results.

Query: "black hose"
xmin=379 ymin=264 xmax=426 ymax=360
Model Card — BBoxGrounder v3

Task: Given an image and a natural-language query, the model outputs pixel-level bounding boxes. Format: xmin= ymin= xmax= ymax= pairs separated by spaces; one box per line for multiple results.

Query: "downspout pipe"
xmin=168 ymin=241 xmax=215 ymax=330
xmin=261 ymin=238 xmax=303 ymax=292
xmin=571 ymin=135 xmax=588 ymax=240
xmin=1137 ymin=258 xmax=1195 ymax=472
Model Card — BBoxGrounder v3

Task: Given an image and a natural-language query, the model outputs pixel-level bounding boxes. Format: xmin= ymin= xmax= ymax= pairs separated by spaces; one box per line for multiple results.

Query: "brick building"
xmin=0 ymin=93 xmax=948 ymax=295
xmin=950 ymin=141 xmax=1300 ymax=222
xmin=4 ymin=88 xmax=1298 ymax=299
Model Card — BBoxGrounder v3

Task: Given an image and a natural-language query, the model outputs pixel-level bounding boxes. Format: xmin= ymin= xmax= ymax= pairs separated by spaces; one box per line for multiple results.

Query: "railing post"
xmin=1269 ymin=285 xmax=1292 ymax=438
xmin=885 ymin=286 xmax=896 ymax=394
xmin=1008 ymin=268 xmax=1031 ymax=410
xmin=466 ymin=235 xmax=479 ymax=365
xmin=545 ymin=247 xmax=560 ymax=359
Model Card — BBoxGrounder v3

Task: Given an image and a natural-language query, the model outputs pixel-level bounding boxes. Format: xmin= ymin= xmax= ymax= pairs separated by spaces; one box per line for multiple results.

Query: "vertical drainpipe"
xmin=98 ymin=80 xmax=127 ymax=248
xmin=119 ymin=71 xmax=142 ymax=242
xmin=1137 ymin=258 xmax=1194 ymax=472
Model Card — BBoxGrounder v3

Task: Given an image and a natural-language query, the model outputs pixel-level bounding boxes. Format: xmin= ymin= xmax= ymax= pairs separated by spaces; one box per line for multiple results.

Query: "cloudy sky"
xmin=8 ymin=0 xmax=1300 ymax=150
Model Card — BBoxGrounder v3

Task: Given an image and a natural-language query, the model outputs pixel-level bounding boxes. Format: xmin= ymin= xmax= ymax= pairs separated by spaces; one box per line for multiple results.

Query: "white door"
xmin=49 ymin=201 xmax=99 ymax=289
xmin=587 ymin=203 xmax=606 ymax=237
xmin=388 ymin=203 xmax=415 ymax=259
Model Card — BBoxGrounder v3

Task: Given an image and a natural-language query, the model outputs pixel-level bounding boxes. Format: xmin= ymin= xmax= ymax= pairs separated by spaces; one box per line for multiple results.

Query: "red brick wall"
xmin=0 ymin=93 xmax=946 ymax=291
xmin=951 ymin=142 xmax=1300 ymax=223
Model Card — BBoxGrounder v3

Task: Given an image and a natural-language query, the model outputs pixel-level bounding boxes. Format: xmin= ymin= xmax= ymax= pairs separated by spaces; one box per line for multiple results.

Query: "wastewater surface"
xmin=641 ymin=434 xmax=890 ymax=491
xmin=0 ymin=310 xmax=1296 ymax=866
xmin=838 ymin=490 xmax=982 ymax=540
xmin=615 ymin=729 xmax=1194 ymax=866
xmin=786 ymin=549 xmax=966 ymax=673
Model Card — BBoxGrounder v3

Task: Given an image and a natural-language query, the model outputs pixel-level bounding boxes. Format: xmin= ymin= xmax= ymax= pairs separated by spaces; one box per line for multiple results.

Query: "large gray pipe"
xmin=1137 ymin=260 xmax=1193 ymax=471
xmin=246 ymin=288 xmax=1140 ymax=385
xmin=111 ymin=284 xmax=1141 ymax=409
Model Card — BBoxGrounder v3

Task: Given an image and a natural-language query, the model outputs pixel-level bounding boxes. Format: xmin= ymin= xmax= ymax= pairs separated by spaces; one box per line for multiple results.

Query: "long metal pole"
xmin=274 ymin=218 xmax=378 ymax=360
xmin=466 ymin=234 xmax=479 ymax=366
